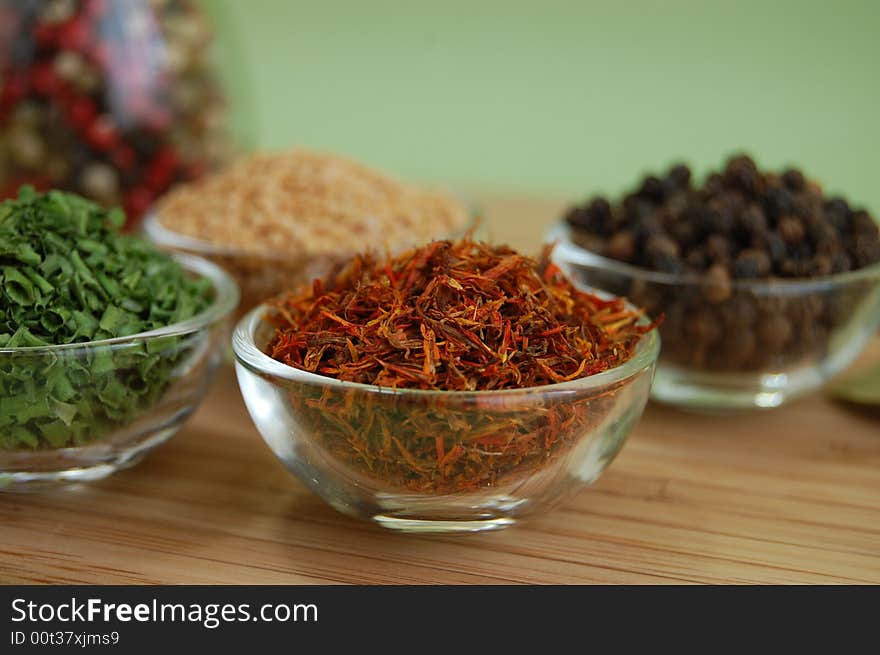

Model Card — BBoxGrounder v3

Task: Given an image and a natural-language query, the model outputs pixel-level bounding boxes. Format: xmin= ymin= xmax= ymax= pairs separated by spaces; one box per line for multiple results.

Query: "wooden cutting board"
xmin=2 ymin=194 xmax=878 ymax=584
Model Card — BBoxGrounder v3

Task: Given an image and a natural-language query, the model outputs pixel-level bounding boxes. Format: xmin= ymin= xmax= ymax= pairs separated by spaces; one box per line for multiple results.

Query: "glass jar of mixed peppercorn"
xmin=0 ymin=0 xmax=229 ymax=228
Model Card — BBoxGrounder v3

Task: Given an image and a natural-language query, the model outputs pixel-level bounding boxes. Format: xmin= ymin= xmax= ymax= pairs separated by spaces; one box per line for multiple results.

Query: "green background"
xmin=205 ymin=0 xmax=879 ymax=210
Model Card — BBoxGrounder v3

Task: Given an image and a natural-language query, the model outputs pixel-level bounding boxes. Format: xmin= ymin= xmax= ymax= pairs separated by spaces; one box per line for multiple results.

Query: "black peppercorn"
xmin=686 ymin=248 xmax=709 ymax=270
xmin=704 ymin=206 xmax=734 ymax=234
xmin=781 ymin=168 xmax=805 ymax=191
xmin=704 ymin=263 xmax=732 ymax=303
xmin=852 ymin=210 xmax=880 ymax=237
xmin=810 ymin=254 xmax=833 ymax=276
xmin=645 ymin=233 xmax=684 ymax=273
xmin=777 ymin=215 xmax=806 ymax=244
xmin=725 ymin=153 xmax=758 ymax=172
xmin=564 ymin=206 xmax=592 ymax=231
xmin=738 ymin=203 xmax=768 ymax=236
xmin=757 ymin=314 xmax=792 ymax=350
xmin=606 ymin=230 xmax=636 ymax=262
xmin=565 ymin=196 xmax=614 ymax=234
xmin=703 ymin=173 xmax=725 ymax=196
xmin=764 ymin=233 xmax=787 ymax=264
xmin=830 ymin=251 xmax=853 ymax=273
xmin=764 ymin=187 xmax=794 ymax=221
xmin=638 ymin=175 xmax=666 ymax=203
xmin=624 ymin=196 xmax=657 ymax=223
xmin=853 ymin=233 xmax=880 ymax=268
xmin=588 ymin=196 xmax=613 ymax=221
xmin=686 ymin=308 xmax=722 ymax=344
xmin=668 ymin=163 xmax=691 ymax=187
xmin=645 ymin=233 xmax=679 ymax=258
xmin=724 ymin=328 xmax=756 ymax=363
xmin=668 ymin=221 xmax=699 ymax=249
xmin=719 ymin=294 xmax=758 ymax=328
xmin=733 ymin=249 xmax=771 ymax=278
xmin=788 ymin=198 xmax=810 ymax=223
xmin=826 ymin=196 xmax=850 ymax=216
xmin=705 ymin=234 xmax=731 ymax=262
xmin=724 ymin=154 xmax=761 ymax=196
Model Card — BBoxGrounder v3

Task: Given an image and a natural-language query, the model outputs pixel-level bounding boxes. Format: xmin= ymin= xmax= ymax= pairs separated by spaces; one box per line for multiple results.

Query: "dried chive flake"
xmin=0 ymin=187 xmax=212 ymax=450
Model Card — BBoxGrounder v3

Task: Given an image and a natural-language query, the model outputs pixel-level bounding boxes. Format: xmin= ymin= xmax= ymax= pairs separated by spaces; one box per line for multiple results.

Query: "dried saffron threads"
xmin=264 ymin=236 xmax=655 ymax=492
xmin=267 ymin=238 xmax=650 ymax=390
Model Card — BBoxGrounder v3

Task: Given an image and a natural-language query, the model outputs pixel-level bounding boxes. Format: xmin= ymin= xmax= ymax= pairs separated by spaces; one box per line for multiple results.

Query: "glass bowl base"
xmin=0 ymin=426 xmax=178 ymax=492
xmin=322 ymin=490 xmax=533 ymax=533
xmin=650 ymin=362 xmax=832 ymax=411
xmin=372 ymin=515 xmax=517 ymax=533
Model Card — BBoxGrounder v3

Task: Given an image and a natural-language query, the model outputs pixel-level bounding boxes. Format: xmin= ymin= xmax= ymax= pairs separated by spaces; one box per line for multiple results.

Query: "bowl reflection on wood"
xmin=549 ymin=222 xmax=880 ymax=411
xmin=232 ymin=304 xmax=658 ymax=533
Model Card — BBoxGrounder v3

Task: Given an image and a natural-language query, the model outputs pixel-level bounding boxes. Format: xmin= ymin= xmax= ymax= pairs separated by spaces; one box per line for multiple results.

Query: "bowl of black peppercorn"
xmin=549 ymin=154 xmax=880 ymax=410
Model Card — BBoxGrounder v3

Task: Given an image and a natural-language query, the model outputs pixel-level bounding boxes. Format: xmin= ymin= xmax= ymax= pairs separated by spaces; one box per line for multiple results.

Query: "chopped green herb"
xmin=0 ymin=187 xmax=213 ymax=450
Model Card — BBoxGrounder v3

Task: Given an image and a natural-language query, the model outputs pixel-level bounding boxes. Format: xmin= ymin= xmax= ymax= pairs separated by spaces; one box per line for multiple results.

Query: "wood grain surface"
xmin=1 ymin=194 xmax=878 ymax=585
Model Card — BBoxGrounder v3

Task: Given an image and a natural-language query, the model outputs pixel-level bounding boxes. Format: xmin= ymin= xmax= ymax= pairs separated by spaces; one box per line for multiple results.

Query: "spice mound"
xmin=266 ymin=237 xmax=650 ymax=390
xmin=563 ymin=154 xmax=880 ymax=372
xmin=0 ymin=187 xmax=212 ymax=450
xmin=262 ymin=236 xmax=654 ymax=493
xmin=156 ymin=149 xmax=471 ymax=254
xmin=154 ymin=149 xmax=471 ymax=313
xmin=565 ymin=154 xmax=880 ymax=277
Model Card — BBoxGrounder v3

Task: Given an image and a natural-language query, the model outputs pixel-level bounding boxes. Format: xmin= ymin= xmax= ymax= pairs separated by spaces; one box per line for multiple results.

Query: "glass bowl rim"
xmin=547 ymin=221 xmax=880 ymax=291
xmin=142 ymin=191 xmax=483 ymax=262
xmin=0 ymin=252 xmax=239 ymax=355
xmin=231 ymin=301 xmax=660 ymax=398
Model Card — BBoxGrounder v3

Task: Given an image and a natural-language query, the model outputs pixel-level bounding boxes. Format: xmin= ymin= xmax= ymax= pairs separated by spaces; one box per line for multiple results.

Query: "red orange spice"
xmin=263 ymin=236 xmax=658 ymax=492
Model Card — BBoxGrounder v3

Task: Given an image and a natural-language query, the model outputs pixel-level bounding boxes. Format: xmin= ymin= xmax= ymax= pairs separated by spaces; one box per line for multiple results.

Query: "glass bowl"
xmin=0 ymin=254 xmax=239 ymax=489
xmin=142 ymin=211 xmax=329 ymax=319
xmin=142 ymin=205 xmax=481 ymax=319
xmin=548 ymin=222 xmax=880 ymax=411
xmin=232 ymin=303 xmax=659 ymax=533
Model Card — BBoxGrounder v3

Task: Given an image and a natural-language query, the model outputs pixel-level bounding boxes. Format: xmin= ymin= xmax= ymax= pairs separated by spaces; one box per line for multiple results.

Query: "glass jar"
xmin=0 ymin=0 xmax=229 ymax=228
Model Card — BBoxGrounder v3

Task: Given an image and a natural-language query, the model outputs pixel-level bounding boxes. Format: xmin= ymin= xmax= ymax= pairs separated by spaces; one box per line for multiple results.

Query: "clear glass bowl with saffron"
xmin=232 ymin=303 xmax=659 ymax=533
xmin=0 ymin=254 xmax=238 ymax=489
xmin=547 ymin=222 xmax=880 ymax=411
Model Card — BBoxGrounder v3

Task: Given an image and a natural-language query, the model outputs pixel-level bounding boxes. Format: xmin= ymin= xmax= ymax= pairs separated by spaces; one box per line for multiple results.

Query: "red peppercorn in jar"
xmin=0 ymin=0 xmax=229 ymax=228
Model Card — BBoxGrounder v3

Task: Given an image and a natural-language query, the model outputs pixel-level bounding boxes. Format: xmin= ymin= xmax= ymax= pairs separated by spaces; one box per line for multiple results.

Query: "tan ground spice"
xmin=151 ymin=149 xmax=472 ymax=314
xmin=155 ymin=149 xmax=471 ymax=255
